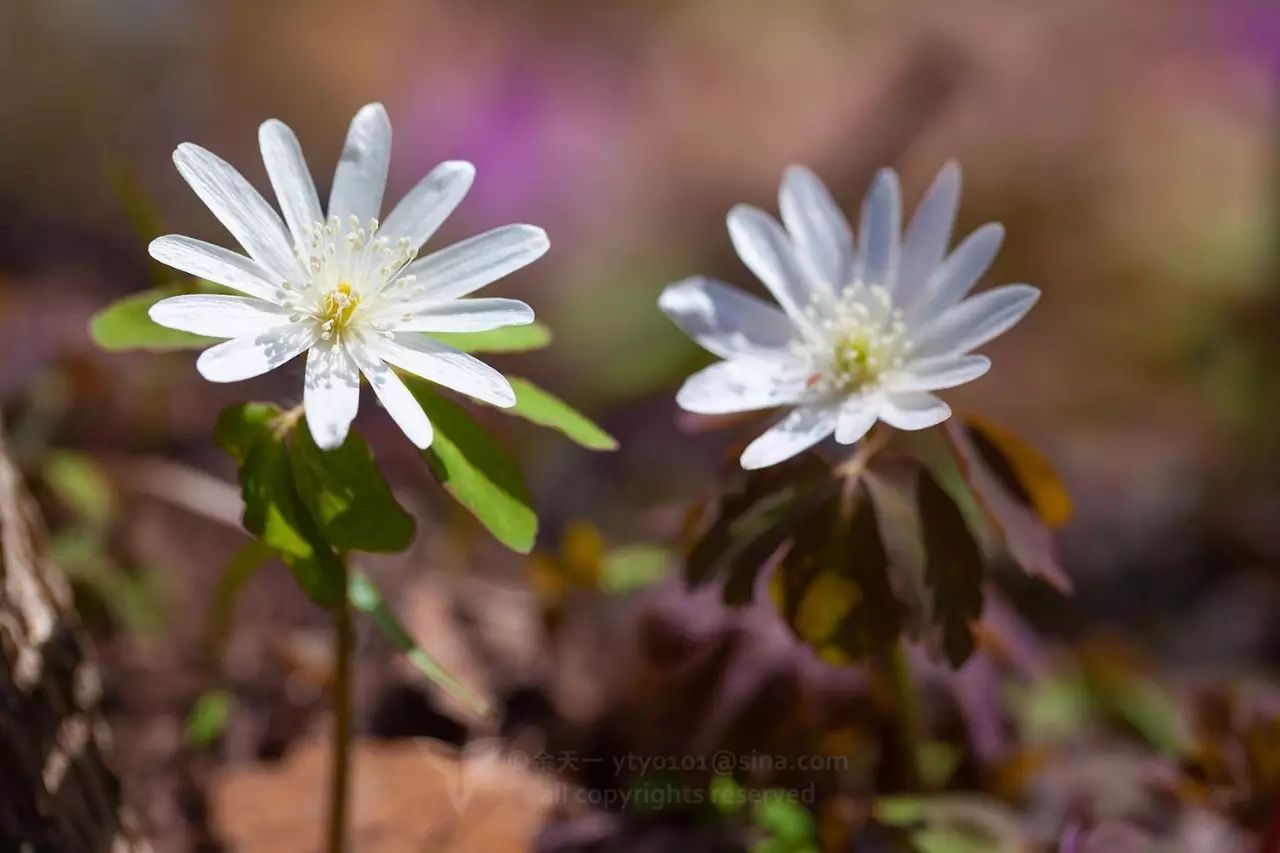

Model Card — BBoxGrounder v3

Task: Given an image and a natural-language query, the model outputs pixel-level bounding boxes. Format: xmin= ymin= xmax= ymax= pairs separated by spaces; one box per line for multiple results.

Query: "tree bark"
xmin=0 ymin=427 xmax=148 ymax=851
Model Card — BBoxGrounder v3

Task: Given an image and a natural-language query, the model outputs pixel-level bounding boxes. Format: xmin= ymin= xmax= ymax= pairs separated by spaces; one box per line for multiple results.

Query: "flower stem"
xmin=326 ymin=558 xmax=354 ymax=853
xmin=881 ymin=639 xmax=922 ymax=788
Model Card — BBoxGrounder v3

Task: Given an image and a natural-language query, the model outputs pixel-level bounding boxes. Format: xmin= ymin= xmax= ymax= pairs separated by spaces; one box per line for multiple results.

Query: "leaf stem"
xmin=326 ymin=555 xmax=354 ymax=853
xmin=882 ymin=638 xmax=922 ymax=789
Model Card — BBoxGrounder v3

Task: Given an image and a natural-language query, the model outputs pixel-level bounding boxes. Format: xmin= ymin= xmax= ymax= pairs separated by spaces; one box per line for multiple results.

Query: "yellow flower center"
xmin=319 ymin=282 xmax=359 ymax=339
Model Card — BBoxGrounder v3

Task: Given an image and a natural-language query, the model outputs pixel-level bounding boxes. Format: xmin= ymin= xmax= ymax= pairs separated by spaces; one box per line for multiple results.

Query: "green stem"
xmin=883 ymin=639 xmax=922 ymax=788
xmin=326 ymin=558 xmax=353 ymax=853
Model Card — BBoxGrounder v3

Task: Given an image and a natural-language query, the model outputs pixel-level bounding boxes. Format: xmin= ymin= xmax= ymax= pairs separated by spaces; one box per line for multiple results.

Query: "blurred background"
xmin=0 ymin=0 xmax=1276 ymax=850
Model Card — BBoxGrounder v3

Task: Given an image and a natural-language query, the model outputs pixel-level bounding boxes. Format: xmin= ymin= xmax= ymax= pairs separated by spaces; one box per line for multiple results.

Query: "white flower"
xmin=147 ymin=103 xmax=549 ymax=450
xmin=660 ymin=163 xmax=1038 ymax=470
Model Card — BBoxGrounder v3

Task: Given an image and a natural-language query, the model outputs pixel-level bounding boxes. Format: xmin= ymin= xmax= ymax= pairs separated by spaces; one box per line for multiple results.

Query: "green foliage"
xmin=751 ymin=794 xmax=819 ymax=853
xmin=407 ymin=381 xmax=538 ymax=553
xmin=428 ymin=322 xmax=552 ymax=354
xmin=348 ymin=571 xmax=491 ymax=716
xmin=505 ymin=376 xmax=618 ymax=451
xmin=601 ymin=544 xmax=670 ymax=593
xmin=90 ymin=285 xmax=217 ymax=352
xmin=918 ymin=470 xmax=984 ymax=666
xmin=186 ymin=690 xmax=232 ymax=748
xmin=42 ymin=450 xmax=115 ymax=527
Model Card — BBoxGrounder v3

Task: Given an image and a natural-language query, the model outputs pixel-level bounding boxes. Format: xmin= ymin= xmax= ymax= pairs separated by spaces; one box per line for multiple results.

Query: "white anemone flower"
xmin=660 ymin=163 xmax=1038 ymax=470
xmin=147 ymin=103 xmax=549 ymax=450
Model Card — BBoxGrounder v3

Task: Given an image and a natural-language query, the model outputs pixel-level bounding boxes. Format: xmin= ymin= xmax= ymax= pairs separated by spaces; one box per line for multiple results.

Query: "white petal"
xmin=739 ymin=403 xmax=838 ymax=470
xmin=911 ymin=284 xmax=1039 ymax=359
xmin=148 ymin=295 xmax=292 ymax=338
xmin=779 ymin=165 xmax=853 ymax=292
xmin=194 ymin=323 xmax=318 ymax=383
xmin=834 ymin=399 xmax=878 ymax=445
xmin=883 ymin=355 xmax=991 ymax=393
xmin=909 ymin=223 xmax=1004 ymax=321
xmin=897 ymin=161 xmax=960 ymax=308
xmin=259 ymin=119 xmax=323 ymax=249
xmin=172 ymin=144 xmax=301 ymax=284
xmin=658 ymin=276 xmax=796 ymax=360
xmin=877 ymin=392 xmax=951 ymax=431
xmin=347 ymin=334 xmax=434 ymax=448
xmin=398 ymin=224 xmax=549 ymax=304
xmin=388 ymin=298 xmax=534 ymax=333
xmin=329 ymin=103 xmax=391 ymax=223
xmin=854 ymin=168 xmax=901 ymax=290
xmin=362 ymin=332 xmax=515 ymax=408
xmin=148 ymin=236 xmax=281 ymax=302
xmin=726 ymin=205 xmax=813 ymax=325
xmin=304 ymin=338 xmax=361 ymax=450
xmin=379 ymin=160 xmax=475 ymax=254
xmin=675 ymin=359 xmax=809 ymax=415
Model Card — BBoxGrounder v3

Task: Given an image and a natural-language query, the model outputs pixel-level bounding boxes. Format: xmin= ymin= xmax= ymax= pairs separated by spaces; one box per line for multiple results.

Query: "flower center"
xmin=799 ymin=283 xmax=913 ymax=393
xmin=318 ymin=282 xmax=360 ymax=339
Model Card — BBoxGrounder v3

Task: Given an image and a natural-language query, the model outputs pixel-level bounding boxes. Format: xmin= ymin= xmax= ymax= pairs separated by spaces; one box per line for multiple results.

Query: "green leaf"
xmin=186 ymin=690 xmax=232 ymax=748
xmin=406 ymin=380 xmax=538 ymax=553
xmin=504 ymin=376 xmax=617 ymax=451
xmin=289 ymin=423 xmax=415 ymax=553
xmin=348 ymin=571 xmax=490 ymax=716
xmin=601 ymin=544 xmax=670 ymax=594
xmin=215 ymin=402 xmax=286 ymax=463
xmin=427 ymin=322 xmax=552 ymax=354
xmin=90 ymin=285 xmax=219 ymax=352
xmin=753 ymin=794 xmax=817 ymax=842
xmin=918 ymin=469 xmax=984 ymax=667
xmin=42 ymin=451 xmax=116 ymax=527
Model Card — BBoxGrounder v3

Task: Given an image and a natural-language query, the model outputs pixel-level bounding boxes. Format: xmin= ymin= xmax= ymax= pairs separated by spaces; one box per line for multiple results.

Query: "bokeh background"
xmin=0 ymin=1 xmax=1276 ymax=850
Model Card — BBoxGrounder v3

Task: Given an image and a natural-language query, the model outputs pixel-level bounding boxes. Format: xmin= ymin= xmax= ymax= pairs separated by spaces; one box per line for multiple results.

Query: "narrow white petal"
xmin=882 ymin=354 xmax=991 ymax=393
xmin=148 ymin=236 xmax=281 ymax=302
xmin=911 ymin=284 xmax=1039 ymax=359
xmin=172 ymin=144 xmax=301 ymax=284
xmin=726 ymin=205 xmax=813 ymax=325
xmin=379 ymin=160 xmax=475 ymax=253
xmin=363 ymin=333 xmax=515 ymax=408
xmin=304 ymin=338 xmax=361 ymax=450
xmin=877 ymin=392 xmax=951 ymax=431
xmin=194 ymin=323 xmax=318 ymax=383
xmin=259 ymin=119 xmax=323 ymax=249
xmin=329 ymin=103 xmax=391 ymax=223
xmin=909 ymin=223 xmax=1004 ymax=321
xmin=897 ymin=161 xmax=961 ymax=308
xmin=398 ymin=224 xmax=549 ymax=304
xmin=347 ymin=334 xmax=433 ymax=448
xmin=388 ymin=298 xmax=534 ymax=333
xmin=779 ymin=165 xmax=853 ymax=292
xmin=854 ymin=168 xmax=901 ymax=290
xmin=739 ymin=403 xmax=838 ymax=470
xmin=149 ymin=295 xmax=292 ymax=338
xmin=675 ymin=359 xmax=809 ymax=415
xmin=834 ymin=399 xmax=878 ymax=445
xmin=658 ymin=276 xmax=796 ymax=360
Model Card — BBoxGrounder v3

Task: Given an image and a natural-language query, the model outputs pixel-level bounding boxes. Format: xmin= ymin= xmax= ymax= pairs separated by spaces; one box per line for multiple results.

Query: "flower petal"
xmin=194 ymin=323 xmax=318 ymax=383
xmin=379 ymin=160 xmax=475 ymax=254
xmin=897 ymin=161 xmax=960 ymax=308
xmin=398 ymin=224 xmax=549 ymax=304
xmin=149 ymin=236 xmax=282 ymax=302
xmin=779 ymin=165 xmax=853 ymax=292
xmin=388 ymin=298 xmax=534 ymax=333
xmin=675 ymin=359 xmax=809 ymax=415
xmin=877 ymin=392 xmax=951 ymax=431
xmin=347 ymin=333 xmax=434 ymax=448
xmin=908 ymin=223 xmax=1004 ymax=322
xmin=726 ymin=205 xmax=813 ymax=326
xmin=329 ymin=103 xmax=392 ymax=224
xmin=883 ymin=354 xmax=991 ymax=393
xmin=834 ymin=399 xmax=878 ymax=445
xmin=362 ymin=332 xmax=515 ymax=408
xmin=172 ymin=143 xmax=301 ymax=284
xmin=259 ymin=118 xmax=323 ymax=250
xmin=854 ymin=168 xmax=901 ymax=290
xmin=911 ymin=284 xmax=1039 ymax=359
xmin=304 ymin=338 xmax=361 ymax=450
xmin=739 ymin=403 xmax=838 ymax=470
xmin=658 ymin=276 xmax=796 ymax=360
xmin=149 ymin=294 xmax=292 ymax=338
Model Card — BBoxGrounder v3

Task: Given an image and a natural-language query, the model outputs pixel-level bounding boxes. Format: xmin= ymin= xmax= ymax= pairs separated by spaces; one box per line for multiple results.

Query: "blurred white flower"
xmin=148 ymin=103 xmax=548 ymax=450
xmin=660 ymin=163 xmax=1038 ymax=470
